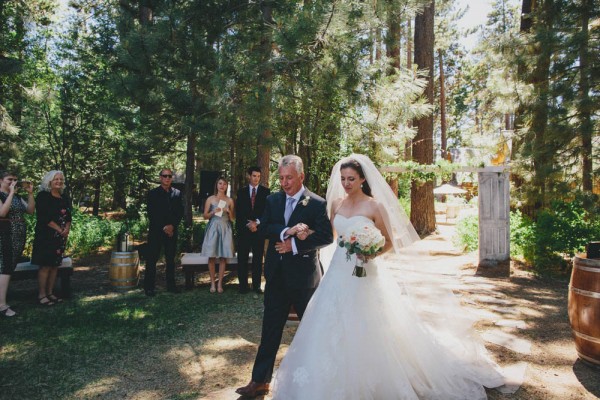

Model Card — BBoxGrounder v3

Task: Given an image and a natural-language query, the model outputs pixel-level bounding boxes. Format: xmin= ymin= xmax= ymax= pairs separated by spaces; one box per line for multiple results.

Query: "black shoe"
xmin=239 ymin=287 xmax=249 ymax=294
xmin=167 ymin=286 xmax=181 ymax=294
xmin=253 ymin=288 xmax=264 ymax=294
xmin=145 ymin=289 xmax=156 ymax=297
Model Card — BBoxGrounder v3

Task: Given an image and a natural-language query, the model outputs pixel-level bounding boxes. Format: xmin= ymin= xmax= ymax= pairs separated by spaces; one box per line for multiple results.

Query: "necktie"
xmin=284 ymin=197 xmax=296 ymax=225
xmin=251 ymin=187 xmax=256 ymax=209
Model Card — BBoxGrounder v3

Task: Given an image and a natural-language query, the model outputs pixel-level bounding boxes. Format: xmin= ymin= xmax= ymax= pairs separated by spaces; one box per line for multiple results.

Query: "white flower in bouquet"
xmin=338 ymin=224 xmax=385 ymax=277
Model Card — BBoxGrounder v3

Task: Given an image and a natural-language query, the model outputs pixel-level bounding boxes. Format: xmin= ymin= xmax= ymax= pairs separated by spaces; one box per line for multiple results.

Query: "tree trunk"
xmin=139 ymin=0 xmax=153 ymax=25
xmin=410 ymin=0 xmax=435 ymax=235
xmin=579 ymin=0 xmax=593 ymax=193
xmin=112 ymin=172 xmax=127 ymax=210
xmin=257 ymin=1 xmax=273 ymax=187
xmin=529 ymin=0 xmax=554 ymax=210
xmin=438 ymin=48 xmax=447 ymax=160
xmin=92 ymin=177 xmax=101 ymax=216
xmin=404 ymin=18 xmax=413 ymax=161
xmin=511 ymin=0 xmax=534 ymax=161
xmin=386 ymin=6 xmax=401 ymax=195
xmin=183 ymin=130 xmax=196 ymax=251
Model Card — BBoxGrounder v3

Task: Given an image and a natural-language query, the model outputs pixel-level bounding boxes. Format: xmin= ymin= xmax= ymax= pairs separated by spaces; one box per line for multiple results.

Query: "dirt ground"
xmin=467 ymin=263 xmax=600 ymax=400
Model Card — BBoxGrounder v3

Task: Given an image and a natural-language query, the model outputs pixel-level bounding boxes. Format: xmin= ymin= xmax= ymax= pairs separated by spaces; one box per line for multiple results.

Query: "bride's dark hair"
xmin=340 ymin=159 xmax=372 ymax=197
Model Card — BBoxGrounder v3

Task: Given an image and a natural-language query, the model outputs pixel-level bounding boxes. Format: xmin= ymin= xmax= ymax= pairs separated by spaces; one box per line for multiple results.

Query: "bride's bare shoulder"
xmin=365 ymin=197 xmax=382 ymax=208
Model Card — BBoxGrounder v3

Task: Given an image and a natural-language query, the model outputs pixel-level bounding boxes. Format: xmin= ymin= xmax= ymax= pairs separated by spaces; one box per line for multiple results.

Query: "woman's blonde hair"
xmin=39 ymin=170 xmax=65 ymax=194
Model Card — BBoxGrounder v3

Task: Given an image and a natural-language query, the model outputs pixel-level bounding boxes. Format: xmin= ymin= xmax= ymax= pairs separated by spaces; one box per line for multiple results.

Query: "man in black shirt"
xmin=144 ymin=168 xmax=184 ymax=296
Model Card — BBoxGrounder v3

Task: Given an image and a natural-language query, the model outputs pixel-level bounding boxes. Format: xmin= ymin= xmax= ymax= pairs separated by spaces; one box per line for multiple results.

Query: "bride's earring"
xmin=361 ymin=184 xmax=363 ymax=188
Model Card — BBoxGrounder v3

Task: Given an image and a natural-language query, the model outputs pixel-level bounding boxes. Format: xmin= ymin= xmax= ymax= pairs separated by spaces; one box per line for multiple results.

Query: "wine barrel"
xmin=109 ymin=251 xmax=140 ymax=290
xmin=569 ymin=255 xmax=600 ymax=365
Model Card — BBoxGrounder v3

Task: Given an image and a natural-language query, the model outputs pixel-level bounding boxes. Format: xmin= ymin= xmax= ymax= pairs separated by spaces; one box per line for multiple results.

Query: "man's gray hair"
xmin=39 ymin=170 xmax=65 ymax=194
xmin=278 ymin=155 xmax=304 ymax=174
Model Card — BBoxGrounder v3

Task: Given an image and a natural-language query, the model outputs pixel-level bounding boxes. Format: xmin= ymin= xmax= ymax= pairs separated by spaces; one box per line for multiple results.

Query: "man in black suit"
xmin=236 ymin=155 xmax=333 ymax=398
xmin=235 ymin=166 xmax=270 ymax=294
xmin=144 ymin=168 xmax=184 ymax=296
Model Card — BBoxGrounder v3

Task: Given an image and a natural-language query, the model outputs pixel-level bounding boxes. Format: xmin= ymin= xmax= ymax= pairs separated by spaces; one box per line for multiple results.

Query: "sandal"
xmin=210 ymin=286 xmax=216 ymax=293
xmin=38 ymin=296 xmax=55 ymax=306
xmin=0 ymin=305 xmax=16 ymax=317
xmin=47 ymin=294 xmax=63 ymax=303
xmin=217 ymin=287 xmax=224 ymax=294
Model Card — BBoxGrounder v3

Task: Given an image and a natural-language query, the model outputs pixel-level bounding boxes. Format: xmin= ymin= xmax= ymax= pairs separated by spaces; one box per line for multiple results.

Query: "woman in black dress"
xmin=0 ymin=171 xmax=35 ymax=317
xmin=32 ymin=170 xmax=72 ymax=306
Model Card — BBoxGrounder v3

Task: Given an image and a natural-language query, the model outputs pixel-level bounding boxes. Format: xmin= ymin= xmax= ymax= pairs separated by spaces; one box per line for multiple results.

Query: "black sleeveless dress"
xmin=31 ymin=191 xmax=72 ymax=267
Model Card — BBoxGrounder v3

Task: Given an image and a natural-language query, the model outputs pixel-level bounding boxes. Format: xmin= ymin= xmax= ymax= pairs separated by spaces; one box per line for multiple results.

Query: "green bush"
xmin=453 ymin=215 xmax=479 ymax=252
xmin=453 ymin=198 xmax=600 ymax=275
xmin=520 ymin=199 xmax=600 ymax=274
xmin=509 ymin=210 xmax=534 ymax=258
xmin=23 ymin=209 xmax=122 ymax=258
xmin=177 ymin=219 xmax=207 ymax=253
xmin=67 ymin=209 xmax=122 ymax=256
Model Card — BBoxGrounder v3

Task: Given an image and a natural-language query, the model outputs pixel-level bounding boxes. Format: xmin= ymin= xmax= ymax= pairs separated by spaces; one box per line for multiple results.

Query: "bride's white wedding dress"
xmin=271 ymin=215 xmax=504 ymax=400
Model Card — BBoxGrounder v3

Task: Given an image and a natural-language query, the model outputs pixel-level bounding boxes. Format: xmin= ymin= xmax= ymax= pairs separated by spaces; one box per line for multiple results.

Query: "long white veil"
xmin=325 ymin=153 xmax=420 ymax=252
xmin=319 ymin=154 xmax=505 ymax=384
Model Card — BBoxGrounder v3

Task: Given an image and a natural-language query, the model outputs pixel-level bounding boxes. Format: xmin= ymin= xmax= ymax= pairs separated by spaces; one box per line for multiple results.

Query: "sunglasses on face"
xmin=161 ymin=174 xmax=173 ymax=178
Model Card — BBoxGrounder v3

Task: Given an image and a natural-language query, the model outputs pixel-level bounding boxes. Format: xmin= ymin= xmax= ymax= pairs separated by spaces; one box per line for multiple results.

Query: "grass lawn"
xmin=0 ymin=258 xmax=280 ymax=399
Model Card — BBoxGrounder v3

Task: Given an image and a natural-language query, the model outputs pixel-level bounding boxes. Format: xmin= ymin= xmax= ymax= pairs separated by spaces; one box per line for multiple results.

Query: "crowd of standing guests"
xmin=144 ymin=166 xmax=270 ymax=295
xmin=1 ymin=165 xmax=271 ymax=312
xmin=0 ymin=170 xmax=71 ymax=317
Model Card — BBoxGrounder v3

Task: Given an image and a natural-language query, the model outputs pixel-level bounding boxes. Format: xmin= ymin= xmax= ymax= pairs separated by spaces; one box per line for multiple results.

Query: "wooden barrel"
xmin=569 ymin=255 xmax=600 ymax=365
xmin=109 ymin=251 xmax=139 ymax=290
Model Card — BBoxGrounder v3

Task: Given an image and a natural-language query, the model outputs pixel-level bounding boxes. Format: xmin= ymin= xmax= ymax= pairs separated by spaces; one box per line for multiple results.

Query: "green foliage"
xmin=452 ymin=215 xmax=479 ymax=252
xmin=454 ymin=199 xmax=600 ymax=275
xmin=66 ymin=209 xmax=122 ymax=257
xmin=509 ymin=209 xmax=534 ymax=258
xmin=520 ymin=199 xmax=600 ymax=274
xmin=177 ymin=219 xmax=208 ymax=253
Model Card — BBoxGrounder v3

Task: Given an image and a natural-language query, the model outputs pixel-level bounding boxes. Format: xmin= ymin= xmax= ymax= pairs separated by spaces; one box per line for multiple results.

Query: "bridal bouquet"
xmin=338 ymin=225 xmax=385 ymax=277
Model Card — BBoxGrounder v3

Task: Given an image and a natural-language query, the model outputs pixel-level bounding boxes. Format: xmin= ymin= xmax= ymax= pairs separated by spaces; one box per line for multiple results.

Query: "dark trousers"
xmin=144 ymin=229 xmax=177 ymax=290
xmin=251 ymin=265 xmax=315 ymax=383
xmin=237 ymin=232 xmax=266 ymax=291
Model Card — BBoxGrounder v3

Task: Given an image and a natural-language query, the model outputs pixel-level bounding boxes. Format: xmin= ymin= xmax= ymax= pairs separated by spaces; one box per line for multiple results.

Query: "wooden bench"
xmin=180 ymin=253 xmax=252 ymax=289
xmin=12 ymin=257 xmax=74 ymax=297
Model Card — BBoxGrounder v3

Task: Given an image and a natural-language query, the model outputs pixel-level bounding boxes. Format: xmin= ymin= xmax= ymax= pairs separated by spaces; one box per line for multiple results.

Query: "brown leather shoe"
xmin=235 ymin=381 xmax=270 ymax=398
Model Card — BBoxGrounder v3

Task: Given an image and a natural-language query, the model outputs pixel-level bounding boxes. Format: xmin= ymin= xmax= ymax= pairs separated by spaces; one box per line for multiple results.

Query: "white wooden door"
xmin=478 ymin=171 xmax=510 ymax=265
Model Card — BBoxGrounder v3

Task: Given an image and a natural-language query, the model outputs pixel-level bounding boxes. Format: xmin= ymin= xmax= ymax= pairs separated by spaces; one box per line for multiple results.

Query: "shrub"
xmin=67 ymin=209 xmax=122 ymax=256
xmin=453 ymin=198 xmax=600 ymax=276
xmin=23 ymin=209 xmax=122 ymax=258
xmin=520 ymin=200 xmax=600 ymax=274
xmin=453 ymin=215 xmax=479 ymax=252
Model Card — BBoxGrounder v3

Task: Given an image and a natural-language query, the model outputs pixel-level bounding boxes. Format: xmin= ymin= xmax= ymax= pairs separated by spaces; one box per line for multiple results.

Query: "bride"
xmin=271 ymin=154 xmax=505 ymax=399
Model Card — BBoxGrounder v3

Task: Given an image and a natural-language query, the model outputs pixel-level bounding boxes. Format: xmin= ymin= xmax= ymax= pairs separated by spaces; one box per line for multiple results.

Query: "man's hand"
xmin=246 ymin=220 xmax=258 ymax=232
xmin=286 ymin=223 xmax=309 ymax=237
xmin=163 ymin=224 xmax=174 ymax=237
xmin=296 ymin=229 xmax=314 ymax=241
xmin=274 ymin=238 xmax=293 ymax=254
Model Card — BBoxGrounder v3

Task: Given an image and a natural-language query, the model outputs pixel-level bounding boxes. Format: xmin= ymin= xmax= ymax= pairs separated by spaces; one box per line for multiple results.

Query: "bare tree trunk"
xmin=183 ymin=130 xmax=196 ymax=250
xmin=404 ymin=18 xmax=413 ymax=161
xmin=386 ymin=6 xmax=401 ymax=195
xmin=410 ymin=0 xmax=435 ymax=235
xmin=579 ymin=0 xmax=593 ymax=193
xmin=511 ymin=0 xmax=533 ymax=161
xmin=257 ymin=1 xmax=273 ymax=186
xmin=376 ymin=27 xmax=382 ymax=61
xmin=530 ymin=0 xmax=555 ymax=210
xmin=438 ymin=49 xmax=447 ymax=160
xmin=92 ymin=177 xmax=101 ymax=216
